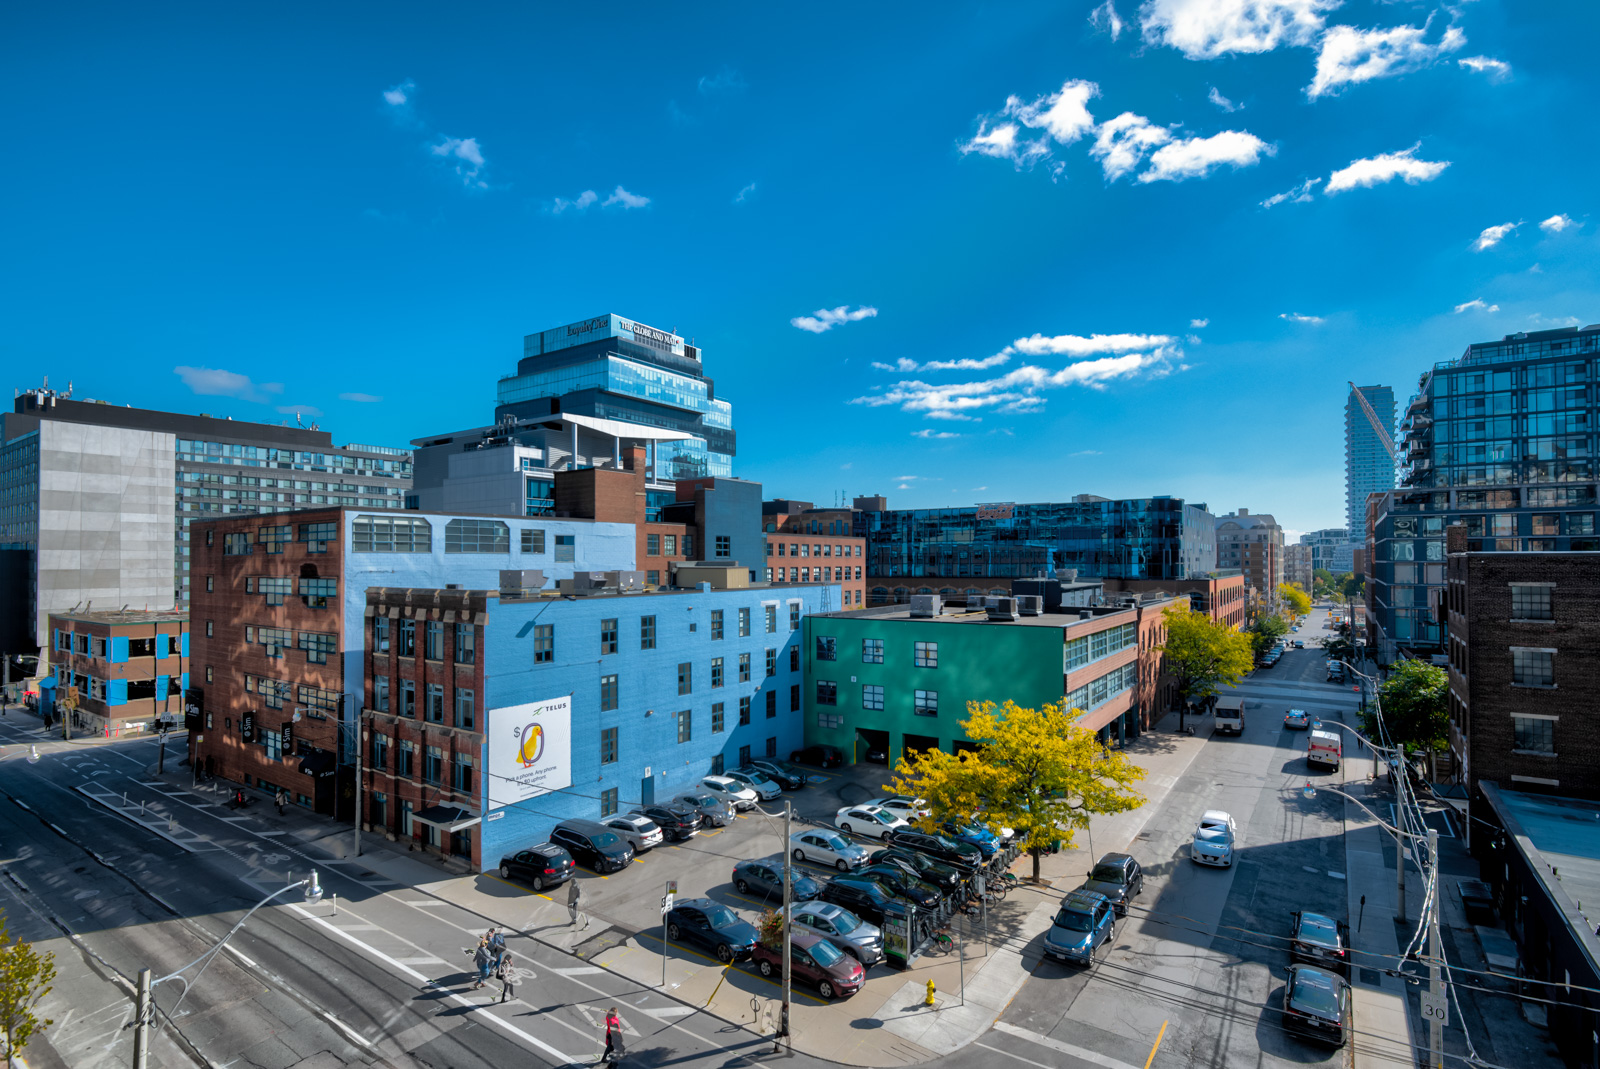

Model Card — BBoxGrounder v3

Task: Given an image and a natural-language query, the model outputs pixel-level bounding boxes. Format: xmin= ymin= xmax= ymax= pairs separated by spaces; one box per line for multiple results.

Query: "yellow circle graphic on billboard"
xmin=519 ymin=723 xmax=546 ymax=767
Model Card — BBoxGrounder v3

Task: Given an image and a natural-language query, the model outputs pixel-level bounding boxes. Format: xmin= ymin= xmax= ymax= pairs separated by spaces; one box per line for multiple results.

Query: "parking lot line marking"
xmin=992 ymin=1022 xmax=1145 ymax=1069
xmin=1144 ymin=1020 xmax=1168 ymax=1069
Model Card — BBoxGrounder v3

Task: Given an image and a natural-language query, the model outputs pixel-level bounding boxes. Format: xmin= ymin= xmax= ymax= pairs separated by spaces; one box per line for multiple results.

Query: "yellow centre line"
xmin=1144 ymin=1020 xmax=1168 ymax=1069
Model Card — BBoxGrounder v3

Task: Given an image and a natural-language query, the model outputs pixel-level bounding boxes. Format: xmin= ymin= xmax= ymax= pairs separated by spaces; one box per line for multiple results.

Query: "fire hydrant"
xmin=925 ymin=979 xmax=937 ymax=1006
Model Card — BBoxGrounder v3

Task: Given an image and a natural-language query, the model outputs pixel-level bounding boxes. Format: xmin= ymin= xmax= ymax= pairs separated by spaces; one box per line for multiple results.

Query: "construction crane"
xmin=1348 ymin=382 xmax=1397 ymax=461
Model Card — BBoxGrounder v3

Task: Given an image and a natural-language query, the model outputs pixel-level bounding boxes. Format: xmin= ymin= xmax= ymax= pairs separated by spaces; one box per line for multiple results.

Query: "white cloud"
xmin=961 ymin=80 xmax=1099 ymax=169
xmin=1458 ymin=55 xmax=1511 ymax=82
xmin=791 ymin=305 xmax=879 ymax=334
xmin=912 ymin=429 xmax=962 ymax=439
xmin=1261 ymin=176 xmax=1322 ymax=208
xmin=1090 ymin=112 xmax=1172 ymax=181
xmin=871 ymin=358 xmax=920 ymax=372
xmin=1141 ymin=129 xmax=1274 ymax=183
xmin=339 ymin=392 xmax=384 ymax=402
xmin=698 ymin=68 xmax=746 ymax=95
xmin=1325 ymin=143 xmax=1449 ymax=194
xmin=1089 ymin=1 xmax=1125 ymax=39
xmin=431 ymin=136 xmax=488 ymax=189
xmin=1472 ymin=221 xmax=1520 ymax=252
xmin=922 ymin=354 xmax=1012 ymax=371
xmin=1190 ymin=318 xmax=1209 ymax=328
xmin=1069 ymin=449 xmax=1104 ymax=457
xmin=1011 ymin=331 xmax=1176 ymax=356
xmin=603 ymin=186 xmax=650 ymax=209
xmin=383 ymin=79 xmax=414 ymax=107
xmin=1540 ymin=214 xmax=1578 ymax=234
xmin=1528 ymin=313 xmax=1581 ymax=329
xmin=1308 ymin=23 xmax=1465 ymax=99
xmin=552 ymin=190 xmax=599 ymax=214
xmin=1280 ymin=312 xmax=1324 ymax=324
xmin=276 ymin=404 xmax=323 ymax=418
xmin=1208 ymin=86 xmax=1239 ymax=111
xmin=1453 ymin=299 xmax=1499 ymax=314
xmin=174 ymin=366 xmax=283 ymax=403
xmin=1139 ymin=0 xmax=1337 ymax=60
xmin=734 ymin=182 xmax=757 ymax=203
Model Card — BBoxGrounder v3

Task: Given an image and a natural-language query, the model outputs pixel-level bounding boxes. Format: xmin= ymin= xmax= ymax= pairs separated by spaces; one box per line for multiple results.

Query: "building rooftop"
xmin=810 ymin=603 xmax=1138 ymax=626
xmin=50 ymin=608 xmax=188 ymax=626
xmin=1488 ymin=787 xmax=1600 ymax=951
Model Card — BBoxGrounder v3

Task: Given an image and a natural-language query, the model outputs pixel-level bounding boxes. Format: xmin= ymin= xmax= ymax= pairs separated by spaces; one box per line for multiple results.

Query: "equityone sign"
xmin=488 ymin=696 xmax=573 ymax=807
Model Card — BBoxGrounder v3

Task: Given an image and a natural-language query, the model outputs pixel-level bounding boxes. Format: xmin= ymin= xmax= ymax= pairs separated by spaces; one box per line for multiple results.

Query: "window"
xmin=790 ymin=684 xmax=800 ymax=712
xmin=397 ymin=739 xmax=414 ymax=777
xmin=398 ymin=619 xmax=416 ymax=656
xmin=738 ymin=607 xmax=751 ymax=637
xmin=716 ymin=535 xmax=731 ymax=557
xmin=601 ymin=727 xmax=618 ymax=764
xmin=205 ymin=529 xmax=213 ymax=547
xmin=375 ymin=675 xmax=390 ymax=712
xmin=641 ymin=615 xmax=657 ymax=649
xmin=677 ymin=709 xmax=692 ymax=743
xmin=766 ymin=690 xmax=777 ymax=718
xmin=521 ymin=528 xmax=546 ymax=554
xmin=265 ymin=729 xmax=283 ymax=761
xmin=862 ymin=638 xmax=883 ymax=663
xmin=863 ymin=684 xmax=884 ymax=711
xmin=789 ymin=603 xmax=800 ymax=630
xmin=711 ymin=657 xmax=724 ymax=688
xmin=454 ymin=623 xmax=475 ymax=664
xmin=206 ymin=620 xmax=214 ymax=637
xmin=663 ymin=534 xmax=677 ymax=556
xmin=1512 ymin=716 xmax=1555 ymax=755
xmin=299 ymin=685 xmax=338 ymax=718
xmin=423 ymin=745 xmax=444 ymax=785
xmin=297 ymin=631 xmax=336 ymax=664
xmin=534 ymin=624 xmax=554 ymax=663
xmin=299 ymin=577 xmax=336 ymax=608
xmin=647 ymin=570 xmax=660 ymax=585
xmin=455 ymin=688 xmax=475 ymax=729
xmin=600 ymin=673 xmax=618 ymax=711
xmin=815 ymin=636 xmax=836 ymax=661
xmin=300 ymin=522 xmax=336 ymax=552
xmin=915 ymin=641 xmax=938 ymax=668
xmin=1511 ymin=648 xmax=1555 ymax=687
xmin=765 ymin=604 xmax=777 ymax=633
xmin=205 ymin=665 xmax=214 ymax=683
xmin=818 ymin=712 xmax=844 ymax=730
xmin=424 ymin=621 xmax=443 ymax=660
xmin=445 ymin=518 xmax=510 ymax=554
xmin=738 ymin=652 xmax=751 ymax=682
xmin=711 ymin=610 xmax=724 ymax=641
xmin=258 ymin=525 xmax=291 ymax=554
xmin=683 ymin=533 xmax=695 ymax=558
xmin=375 ymin=616 xmax=391 ymax=653
xmin=600 ymin=618 xmax=618 ymax=655
xmin=914 ymin=690 xmax=938 ymax=716
xmin=677 ymin=662 xmax=692 ymax=694
xmin=399 ymin=679 xmax=416 ymax=718
xmin=555 ymin=534 xmax=575 ymax=562
xmin=647 ymin=533 xmax=660 ymax=556
xmin=206 ymin=575 xmax=214 ymax=592
xmin=224 ymin=532 xmax=252 ymax=555
xmin=353 ymin=515 xmax=431 ymax=552
xmin=711 ymin=754 xmax=725 ymax=775
xmin=256 ymin=626 xmax=291 ymax=658
xmin=789 ymin=646 xmax=800 ymax=672
xmin=712 ymin=702 xmax=725 ymax=733
xmin=766 ymin=648 xmax=777 ymax=677
xmin=452 ymin=755 xmax=474 ymax=792
xmin=766 ymin=737 xmax=777 ymax=758
xmin=816 ymin=680 xmax=837 ymax=706
xmin=600 ymin=788 xmax=619 ymax=817
xmin=371 ymin=733 xmax=388 ymax=771
xmin=1510 ymin=584 xmax=1554 ymax=621
xmin=257 ymin=576 xmax=292 ymax=605
xmin=739 ymin=696 xmax=752 ymax=725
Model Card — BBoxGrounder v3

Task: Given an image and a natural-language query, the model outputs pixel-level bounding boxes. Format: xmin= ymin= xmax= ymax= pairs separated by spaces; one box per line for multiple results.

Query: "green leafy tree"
xmin=1278 ymin=583 xmax=1312 ymax=616
xmin=1313 ymin=568 xmax=1335 ymax=589
xmin=1320 ymin=634 xmax=1355 ymax=662
xmin=0 ymin=913 xmax=55 ymax=1062
xmin=1341 ymin=573 xmax=1365 ymax=601
xmin=889 ymin=700 xmax=1146 ymax=882
xmin=1364 ymin=659 xmax=1449 ymax=755
xmin=1159 ymin=604 xmax=1256 ymax=707
xmin=1246 ymin=614 xmax=1289 ymax=658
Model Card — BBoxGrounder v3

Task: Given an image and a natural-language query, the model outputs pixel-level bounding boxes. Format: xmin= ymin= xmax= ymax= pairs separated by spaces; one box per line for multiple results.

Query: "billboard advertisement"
xmin=488 ymin=696 xmax=572 ymax=808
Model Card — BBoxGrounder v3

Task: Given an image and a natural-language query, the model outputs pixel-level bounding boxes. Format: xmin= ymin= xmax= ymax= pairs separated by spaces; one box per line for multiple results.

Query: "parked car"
xmin=1043 ymin=889 xmax=1116 ymax=966
xmin=868 ymin=795 xmax=932 ymax=820
xmin=856 ymin=864 xmax=942 ymax=910
xmin=725 ymin=767 xmax=784 ymax=801
xmin=1191 ymin=811 xmax=1237 ymax=867
xmin=790 ymin=745 xmax=844 ymax=769
xmin=791 ymin=829 xmax=869 ymax=871
xmin=1290 ymin=911 xmax=1351 ymax=975
xmin=818 ymin=875 xmax=895 ymax=926
xmin=835 ymin=805 xmax=908 ymax=841
xmin=1293 ymin=640 xmax=1305 ymax=648
xmin=672 ymin=791 xmax=736 ymax=827
xmin=551 ymin=820 xmax=635 ymax=874
xmin=730 ymin=858 xmax=824 ymax=903
xmin=701 ymin=775 xmax=760 ymax=811
xmin=631 ymin=804 xmax=701 ymax=842
xmin=1078 ymin=853 xmax=1144 ymax=916
xmin=1284 ymin=708 xmax=1312 ymax=730
xmin=869 ymin=847 xmax=965 ymax=895
xmin=938 ymin=820 xmax=1001 ymax=859
xmin=664 ymin=898 xmax=759 ymax=963
xmin=1307 ymin=730 xmax=1342 ymax=771
xmin=863 ymin=743 xmax=888 ymax=764
xmin=788 ymin=901 xmax=884 ymax=965
xmin=603 ymin=814 xmax=664 ymax=853
xmin=745 ymin=758 xmax=808 ymax=790
xmin=1282 ymin=964 xmax=1353 ymax=1047
xmin=893 ymin=829 xmax=984 ymax=871
xmin=497 ymin=842 xmax=575 ymax=892
xmin=752 ymin=931 xmax=865 ymax=999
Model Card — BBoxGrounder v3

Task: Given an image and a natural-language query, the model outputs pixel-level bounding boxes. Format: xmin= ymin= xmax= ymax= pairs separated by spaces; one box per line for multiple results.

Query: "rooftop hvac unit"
xmin=499 ymin=569 xmax=546 ymax=595
xmin=986 ymin=597 xmax=1019 ymax=621
xmin=909 ymin=594 xmax=941 ymax=618
xmin=1016 ymin=594 xmax=1044 ymax=616
xmin=1057 ymin=569 xmax=1079 ymax=582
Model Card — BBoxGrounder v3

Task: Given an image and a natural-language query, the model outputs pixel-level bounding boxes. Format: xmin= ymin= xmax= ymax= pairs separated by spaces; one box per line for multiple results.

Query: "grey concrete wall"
xmin=35 ymin=423 xmax=176 ymax=652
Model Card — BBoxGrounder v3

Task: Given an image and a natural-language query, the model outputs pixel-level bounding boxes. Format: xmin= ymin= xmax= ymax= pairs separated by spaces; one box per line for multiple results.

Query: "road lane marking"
xmin=992 ymin=1021 xmax=1145 ymax=1069
xmin=1144 ymin=1020 xmax=1168 ymax=1069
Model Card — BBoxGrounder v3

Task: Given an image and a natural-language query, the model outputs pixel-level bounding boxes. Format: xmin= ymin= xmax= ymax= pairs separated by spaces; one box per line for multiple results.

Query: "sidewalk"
xmin=140 ymin=718 xmax=1214 ymax=1066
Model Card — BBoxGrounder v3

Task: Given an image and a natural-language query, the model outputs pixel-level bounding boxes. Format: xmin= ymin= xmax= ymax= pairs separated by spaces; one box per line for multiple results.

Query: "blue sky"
xmin=4 ymin=0 xmax=1597 ymax=537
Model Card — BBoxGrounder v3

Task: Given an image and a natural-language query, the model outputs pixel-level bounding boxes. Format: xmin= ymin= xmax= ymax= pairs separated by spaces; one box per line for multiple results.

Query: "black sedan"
xmin=731 ymin=859 xmax=825 ymax=903
xmin=869 ymin=847 xmax=965 ymax=895
xmin=790 ymin=745 xmax=844 ymax=769
xmin=863 ymin=744 xmax=888 ymax=764
xmin=1282 ymin=964 xmax=1352 ymax=1047
xmin=745 ymin=758 xmax=807 ymax=790
xmin=893 ymin=829 xmax=984 ymax=871
xmin=631 ymin=805 xmax=702 ymax=842
xmin=856 ymin=864 xmax=942 ymax=910
xmin=1290 ymin=911 xmax=1351 ymax=975
xmin=665 ymin=898 xmax=759 ymax=963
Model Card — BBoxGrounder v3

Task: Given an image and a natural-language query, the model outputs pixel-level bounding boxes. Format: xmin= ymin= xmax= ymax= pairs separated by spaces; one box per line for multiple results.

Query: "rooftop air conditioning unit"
xmin=986 ymin=597 xmax=1019 ymax=621
xmin=1057 ymin=569 xmax=1079 ymax=582
xmin=499 ymin=569 xmax=546 ymax=596
xmin=909 ymin=594 xmax=941 ymax=618
xmin=1016 ymin=594 xmax=1044 ymax=616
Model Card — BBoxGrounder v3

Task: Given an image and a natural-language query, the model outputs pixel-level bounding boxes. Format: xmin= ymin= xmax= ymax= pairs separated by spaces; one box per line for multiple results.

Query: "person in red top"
xmin=603 ymin=1008 xmax=623 ymax=1061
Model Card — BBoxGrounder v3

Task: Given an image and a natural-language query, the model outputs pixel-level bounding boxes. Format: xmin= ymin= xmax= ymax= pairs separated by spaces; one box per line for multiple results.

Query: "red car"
xmin=751 ymin=931 xmax=864 ymax=999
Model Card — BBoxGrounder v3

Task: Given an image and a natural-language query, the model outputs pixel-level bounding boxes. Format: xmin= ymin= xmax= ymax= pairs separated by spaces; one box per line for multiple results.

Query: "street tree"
xmin=1278 ymin=583 xmax=1312 ymax=616
xmin=0 ymin=913 xmax=56 ymax=1062
xmin=1246 ymin=613 xmax=1289 ymax=659
xmin=1341 ymin=573 xmax=1365 ymax=601
xmin=888 ymin=700 xmax=1145 ymax=882
xmin=1365 ymin=659 xmax=1450 ymax=757
xmin=1160 ymin=604 xmax=1255 ymax=707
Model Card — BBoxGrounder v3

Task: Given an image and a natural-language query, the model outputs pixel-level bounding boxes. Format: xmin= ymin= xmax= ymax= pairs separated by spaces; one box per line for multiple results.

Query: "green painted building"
xmin=802 ymin=602 xmax=1145 ymax=767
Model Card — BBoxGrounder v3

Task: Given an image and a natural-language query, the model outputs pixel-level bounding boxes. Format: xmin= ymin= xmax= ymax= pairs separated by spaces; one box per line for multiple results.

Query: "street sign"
xmin=661 ymin=894 xmax=675 ymax=914
xmin=666 ymin=880 xmax=678 ymax=894
xmin=1420 ymin=986 xmax=1449 ymax=1027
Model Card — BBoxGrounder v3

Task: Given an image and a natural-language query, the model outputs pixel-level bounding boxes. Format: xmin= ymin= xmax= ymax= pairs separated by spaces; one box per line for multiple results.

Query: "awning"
xmin=412 ymin=804 xmax=481 ymax=832
xmin=298 ymin=751 xmax=336 ymax=778
xmin=560 ymin=411 xmax=698 ymax=442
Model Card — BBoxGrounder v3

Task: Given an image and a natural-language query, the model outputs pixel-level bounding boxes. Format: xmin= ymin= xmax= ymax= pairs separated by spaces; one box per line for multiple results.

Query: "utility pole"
xmin=780 ymin=800 xmax=792 ymax=1053
xmin=133 ymin=967 xmax=151 ymax=1069
xmin=1425 ymin=827 xmax=1445 ymax=1069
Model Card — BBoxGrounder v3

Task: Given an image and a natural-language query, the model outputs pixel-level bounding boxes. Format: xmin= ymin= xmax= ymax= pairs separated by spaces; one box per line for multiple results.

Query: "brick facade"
xmin=45 ymin=610 xmax=188 ymax=737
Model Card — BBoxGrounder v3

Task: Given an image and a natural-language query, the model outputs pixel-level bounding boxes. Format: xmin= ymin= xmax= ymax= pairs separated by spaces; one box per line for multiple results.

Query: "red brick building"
xmin=45 ymin=609 xmax=188 ymax=738
xmin=1103 ymin=574 xmax=1248 ymax=630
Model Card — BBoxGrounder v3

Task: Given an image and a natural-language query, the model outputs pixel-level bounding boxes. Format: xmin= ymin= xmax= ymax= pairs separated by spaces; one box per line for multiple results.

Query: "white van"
xmin=1214 ymin=696 xmax=1245 ymax=736
xmin=1307 ymin=730 xmax=1342 ymax=770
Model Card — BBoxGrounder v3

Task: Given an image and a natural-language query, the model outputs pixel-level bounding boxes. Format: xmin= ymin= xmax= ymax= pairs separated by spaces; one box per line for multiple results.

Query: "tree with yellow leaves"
xmin=889 ymin=700 xmax=1145 ymax=883
xmin=1278 ymin=583 xmax=1312 ymax=617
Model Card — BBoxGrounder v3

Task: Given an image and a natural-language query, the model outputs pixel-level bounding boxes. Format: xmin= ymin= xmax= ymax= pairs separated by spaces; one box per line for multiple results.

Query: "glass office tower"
xmin=1368 ymin=323 xmax=1600 ymax=660
xmin=495 ymin=314 xmax=734 ymax=480
xmin=1346 ymin=385 xmax=1396 ymax=538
